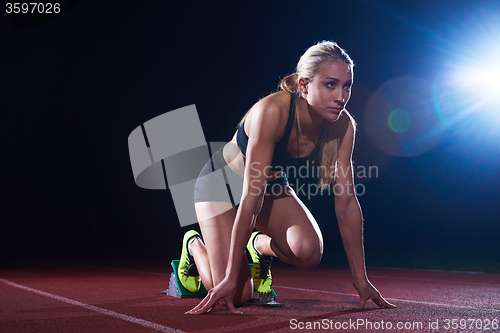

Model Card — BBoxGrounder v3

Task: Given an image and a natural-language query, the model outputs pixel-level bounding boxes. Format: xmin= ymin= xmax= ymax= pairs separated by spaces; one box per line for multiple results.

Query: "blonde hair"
xmin=280 ymin=41 xmax=353 ymax=94
xmin=242 ymin=41 xmax=355 ymax=188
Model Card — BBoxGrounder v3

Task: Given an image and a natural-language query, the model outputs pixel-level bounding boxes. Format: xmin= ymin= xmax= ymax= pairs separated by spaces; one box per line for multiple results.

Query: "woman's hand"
xmin=353 ymin=279 xmax=396 ymax=309
xmin=185 ymin=278 xmax=243 ymax=315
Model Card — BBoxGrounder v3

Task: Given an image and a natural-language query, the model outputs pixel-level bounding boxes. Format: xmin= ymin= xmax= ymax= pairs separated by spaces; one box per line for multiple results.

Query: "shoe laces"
xmin=257 ymin=255 xmax=272 ymax=279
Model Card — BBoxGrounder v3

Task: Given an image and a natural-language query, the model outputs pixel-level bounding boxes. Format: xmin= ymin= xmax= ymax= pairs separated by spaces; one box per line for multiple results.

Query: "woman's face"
xmin=302 ymin=61 xmax=353 ymax=122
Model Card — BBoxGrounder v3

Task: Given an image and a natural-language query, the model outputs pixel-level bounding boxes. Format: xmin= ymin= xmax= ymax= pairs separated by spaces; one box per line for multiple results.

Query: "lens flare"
xmin=431 ymin=7 xmax=500 ymax=140
xmin=433 ymin=60 xmax=500 ymax=135
xmin=388 ymin=109 xmax=412 ymax=133
xmin=364 ymin=77 xmax=449 ymax=157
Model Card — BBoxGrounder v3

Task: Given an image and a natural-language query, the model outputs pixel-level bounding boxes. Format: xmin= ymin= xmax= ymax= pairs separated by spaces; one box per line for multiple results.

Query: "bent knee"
xmin=290 ymin=238 xmax=323 ymax=270
xmin=295 ymin=251 xmax=322 ymax=270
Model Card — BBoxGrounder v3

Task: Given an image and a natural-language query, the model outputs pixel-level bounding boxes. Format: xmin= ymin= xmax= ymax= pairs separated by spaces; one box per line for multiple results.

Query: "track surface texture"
xmin=1 ymin=263 xmax=499 ymax=332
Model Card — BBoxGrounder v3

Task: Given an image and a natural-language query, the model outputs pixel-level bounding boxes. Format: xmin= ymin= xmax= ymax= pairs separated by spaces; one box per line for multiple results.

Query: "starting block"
xmin=163 ymin=260 xmax=283 ymax=307
xmin=162 ymin=260 xmax=208 ymax=298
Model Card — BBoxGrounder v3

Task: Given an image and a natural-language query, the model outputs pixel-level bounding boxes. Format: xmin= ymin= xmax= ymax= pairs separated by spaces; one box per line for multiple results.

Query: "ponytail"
xmin=279 ymin=73 xmax=299 ymax=94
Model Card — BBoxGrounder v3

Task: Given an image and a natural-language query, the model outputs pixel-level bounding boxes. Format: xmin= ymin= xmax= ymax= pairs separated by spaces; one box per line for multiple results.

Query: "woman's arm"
xmin=225 ymin=98 xmax=284 ymax=282
xmin=334 ymin=112 xmax=395 ymax=309
xmin=187 ymin=95 xmax=286 ymax=314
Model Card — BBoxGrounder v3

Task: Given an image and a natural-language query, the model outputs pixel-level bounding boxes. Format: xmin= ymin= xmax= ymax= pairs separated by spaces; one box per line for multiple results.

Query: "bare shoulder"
xmin=249 ymin=91 xmax=290 ymax=120
xmin=336 ymin=110 xmax=356 ymax=142
xmin=337 ymin=110 xmax=356 ymax=131
xmin=336 ymin=110 xmax=357 ymax=160
xmin=245 ymin=91 xmax=291 ymax=142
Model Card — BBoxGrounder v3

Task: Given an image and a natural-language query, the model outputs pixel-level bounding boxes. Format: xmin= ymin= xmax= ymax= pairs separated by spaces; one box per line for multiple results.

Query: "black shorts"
xmin=193 ymin=148 xmax=289 ymax=205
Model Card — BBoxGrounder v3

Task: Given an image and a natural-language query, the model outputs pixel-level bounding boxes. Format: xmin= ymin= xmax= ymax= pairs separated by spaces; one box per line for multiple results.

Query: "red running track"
xmin=1 ymin=263 xmax=499 ymax=332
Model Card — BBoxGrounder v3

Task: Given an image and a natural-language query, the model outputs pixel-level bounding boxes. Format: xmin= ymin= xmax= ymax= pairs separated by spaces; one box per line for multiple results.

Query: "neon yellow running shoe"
xmin=178 ymin=230 xmax=202 ymax=294
xmin=247 ymin=231 xmax=273 ymax=294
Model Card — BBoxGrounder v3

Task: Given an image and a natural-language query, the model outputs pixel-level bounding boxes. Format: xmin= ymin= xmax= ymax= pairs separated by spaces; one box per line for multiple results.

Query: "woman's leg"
xmin=192 ymin=201 xmax=253 ymax=306
xmin=255 ymin=185 xmax=323 ymax=270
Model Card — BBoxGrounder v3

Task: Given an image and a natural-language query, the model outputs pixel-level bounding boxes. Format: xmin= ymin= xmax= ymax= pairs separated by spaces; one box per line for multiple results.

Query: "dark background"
xmin=1 ymin=0 xmax=499 ymax=272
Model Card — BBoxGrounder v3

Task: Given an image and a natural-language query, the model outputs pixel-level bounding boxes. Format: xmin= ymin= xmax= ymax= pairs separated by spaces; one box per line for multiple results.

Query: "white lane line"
xmin=288 ymin=268 xmax=499 ymax=287
xmin=274 ymin=285 xmax=500 ymax=312
xmin=368 ymin=275 xmax=498 ymax=287
xmin=0 ymin=278 xmax=185 ymax=333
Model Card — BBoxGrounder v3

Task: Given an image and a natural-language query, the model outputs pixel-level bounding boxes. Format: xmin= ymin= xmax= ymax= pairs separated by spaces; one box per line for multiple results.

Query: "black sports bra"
xmin=236 ymin=93 xmax=317 ymax=172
